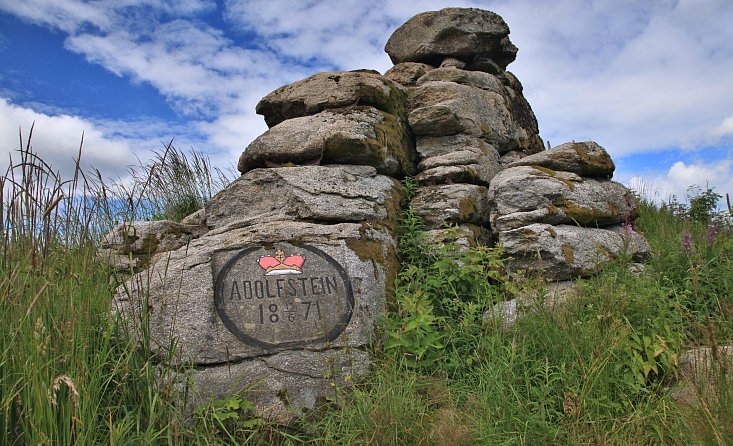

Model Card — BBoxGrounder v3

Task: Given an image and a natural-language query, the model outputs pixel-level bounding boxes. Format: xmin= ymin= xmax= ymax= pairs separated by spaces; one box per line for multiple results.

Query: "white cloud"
xmin=0 ymin=0 xmax=112 ymax=33
xmin=0 ymin=0 xmax=215 ymax=33
xmin=64 ymin=21 xmax=295 ymax=118
xmin=496 ymin=0 xmax=733 ymax=156
xmin=0 ymin=98 xmax=135 ymax=179
xmin=714 ymin=116 xmax=733 ymax=138
xmin=223 ymin=0 xmax=485 ymax=72
xmin=628 ymin=160 xmax=733 ymax=207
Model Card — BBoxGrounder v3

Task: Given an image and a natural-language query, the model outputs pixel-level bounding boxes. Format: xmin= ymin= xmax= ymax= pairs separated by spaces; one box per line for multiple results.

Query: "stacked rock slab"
xmin=488 ymin=142 xmax=650 ymax=280
xmin=110 ymin=7 xmax=652 ymax=423
xmin=384 ymin=7 xmax=544 ymax=246
xmin=114 ymin=70 xmax=411 ymax=422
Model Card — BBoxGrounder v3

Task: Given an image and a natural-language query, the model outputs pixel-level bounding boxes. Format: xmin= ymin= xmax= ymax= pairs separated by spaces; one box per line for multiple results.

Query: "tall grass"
xmin=0 ymin=130 xmax=231 ymax=445
xmin=94 ymin=140 xmax=232 ymax=225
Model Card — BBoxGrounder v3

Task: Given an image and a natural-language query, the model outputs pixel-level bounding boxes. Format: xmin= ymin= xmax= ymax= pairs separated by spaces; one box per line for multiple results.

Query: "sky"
xmin=1 ymin=0 xmax=732 ymax=206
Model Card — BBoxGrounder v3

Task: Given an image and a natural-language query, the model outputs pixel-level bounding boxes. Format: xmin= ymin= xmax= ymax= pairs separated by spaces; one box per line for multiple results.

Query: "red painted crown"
xmin=258 ymin=249 xmax=305 ymax=275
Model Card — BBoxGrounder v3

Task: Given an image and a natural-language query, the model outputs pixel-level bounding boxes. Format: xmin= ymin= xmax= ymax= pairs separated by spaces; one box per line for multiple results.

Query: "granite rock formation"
xmin=110 ymin=7 xmax=649 ymax=422
xmin=488 ymin=143 xmax=649 ymax=280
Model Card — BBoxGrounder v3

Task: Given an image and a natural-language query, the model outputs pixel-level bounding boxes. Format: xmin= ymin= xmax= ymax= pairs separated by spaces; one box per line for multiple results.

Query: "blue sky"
xmin=1 ymin=0 xmax=732 ymax=204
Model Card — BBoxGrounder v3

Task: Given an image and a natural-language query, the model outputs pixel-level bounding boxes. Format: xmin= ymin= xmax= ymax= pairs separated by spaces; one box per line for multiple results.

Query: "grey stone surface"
xmin=487 ymin=298 xmax=521 ymax=331
xmin=410 ymin=184 xmax=490 ymax=229
xmin=255 ymin=70 xmax=407 ymax=127
xmin=499 ymin=223 xmax=651 ymax=280
xmin=416 ymin=165 xmax=495 ymax=186
xmin=499 ymin=150 xmax=529 ymax=166
xmin=114 ymin=220 xmax=399 ymax=366
xmin=439 ymin=57 xmax=467 ymax=69
xmin=672 ymin=345 xmax=733 ymax=406
xmin=678 ymin=346 xmax=733 ymax=381
xmin=384 ymin=62 xmax=435 ymax=87
xmin=180 ymin=208 xmax=206 ymax=226
xmin=384 ymin=8 xmax=518 ymax=71
xmin=98 ymin=220 xmax=207 ymax=272
xmin=415 ymin=134 xmax=501 ymax=185
xmin=508 ymin=141 xmax=615 ymax=178
xmin=416 ymin=134 xmax=498 ymax=161
xmin=238 ymin=107 xmax=414 ymax=177
xmin=207 ymin=165 xmax=402 ymax=230
xmin=488 ymin=165 xmax=639 ymax=232
xmin=185 ymin=348 xmax=371 ymax=423
xmin=408 ymin=81 xmax=543 ymax=154
xmin=486 ymin=281 xmax=580 ymax=330
xmin=416 ymin=67 xmax=505 ymax=94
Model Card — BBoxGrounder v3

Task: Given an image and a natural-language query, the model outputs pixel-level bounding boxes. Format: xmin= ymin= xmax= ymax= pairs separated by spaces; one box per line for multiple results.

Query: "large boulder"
xmin=415 ymin=68 xmax=542 ymax=154
xmin=384 ymin=8 xmax=518 ymax=71
xmin=238 ymin=106 xmax=415 ymax=177
xmin=207 ymin=165 xmax=402 ymax=230
xmin=508 ymin=141 xmax=615 ymax=178
xmin=410 ymin=183 xmax=490 ymax=229
xmin=256 ymin=70 xmax=407 ymax=127
xmin=114 ymin=221 xmax=397 ymax=365
xmin=500 ymin=223 xmax=651 ymax=280
xmin=488 ymin=165 xmax=639 ymax=232
xmin=415 ymin=134 xmax=501 ymax=185
xmin=114 ymin=220 xmax=399 ymax=420
xmin=408 ymin=81 xmax=543 ymax=154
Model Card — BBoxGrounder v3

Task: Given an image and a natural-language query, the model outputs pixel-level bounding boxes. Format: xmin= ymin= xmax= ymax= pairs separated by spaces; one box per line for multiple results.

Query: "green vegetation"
xmin=1 ymin=134 xmax=731 ymax=444
xmin=99 ymin=139 xmax=232 ymax=224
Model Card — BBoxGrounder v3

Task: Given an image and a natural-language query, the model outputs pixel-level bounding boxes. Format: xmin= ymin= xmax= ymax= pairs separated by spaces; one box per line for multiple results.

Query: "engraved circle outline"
xmin=214 ymin=244 xmax=355 ymax=350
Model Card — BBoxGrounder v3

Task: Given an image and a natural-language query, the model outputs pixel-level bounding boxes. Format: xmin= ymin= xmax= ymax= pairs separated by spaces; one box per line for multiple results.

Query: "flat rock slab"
xmin=408 ymin=81 xmax=540 ymax=154
xmin=385 ymin=7 xmax=518 ymax=71
xmin=238 ymin=107 xmax=414 ymax=177
xmin=488 ymin=165 xmax=639 ymax=232
xmin=508 ymin=141 xmax=615 ymax=178
xmin=411 ymin=183 xmax=490 ymax=229
xmin=207 ymin=165 xmax=402 ymax=229
xmin=500 ymin=223 xmax=651 ymax=280
xmin=384 ymin=62 xmax=435 ymax=87
xmin=185 ymin=348 xmax=370 ymax=423
xmin=256 ymin=70 xmax=407 ymax=127
xmin=98 ymin=220 xmax=207 ymax=272
xmin=415 ymin=134 xmax=501 ymax=185
xmin=114 ymin=220 xmax=398 ymax=365
xmin=416 ymin=67 xmax=505 ymax=94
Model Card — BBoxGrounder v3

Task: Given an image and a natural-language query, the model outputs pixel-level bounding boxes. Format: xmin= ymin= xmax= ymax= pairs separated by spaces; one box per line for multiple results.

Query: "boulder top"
xmin=385 ymin=8 xmax=518 ymax=72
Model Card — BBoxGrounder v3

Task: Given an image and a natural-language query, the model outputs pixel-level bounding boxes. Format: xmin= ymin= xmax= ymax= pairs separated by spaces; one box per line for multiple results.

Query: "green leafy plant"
xmin=387 ymin=178 xmax=511 ymax=371
xmin=687 ymin=185 xmax=722 ymax=223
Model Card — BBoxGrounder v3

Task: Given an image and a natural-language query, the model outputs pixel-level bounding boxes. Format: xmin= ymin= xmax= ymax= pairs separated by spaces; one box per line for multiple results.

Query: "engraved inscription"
xmin=214 ymin=244 xmax=354 ymax=349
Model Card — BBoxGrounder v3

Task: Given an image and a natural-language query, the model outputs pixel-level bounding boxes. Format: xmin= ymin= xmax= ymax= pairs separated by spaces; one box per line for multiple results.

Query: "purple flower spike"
xmin=681 ymin=230 xmax=693 ymax=254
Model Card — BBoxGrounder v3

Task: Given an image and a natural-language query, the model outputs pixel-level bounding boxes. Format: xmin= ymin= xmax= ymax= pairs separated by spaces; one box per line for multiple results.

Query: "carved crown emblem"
xmin=258 ymin=249 xmax=305 ymax=275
